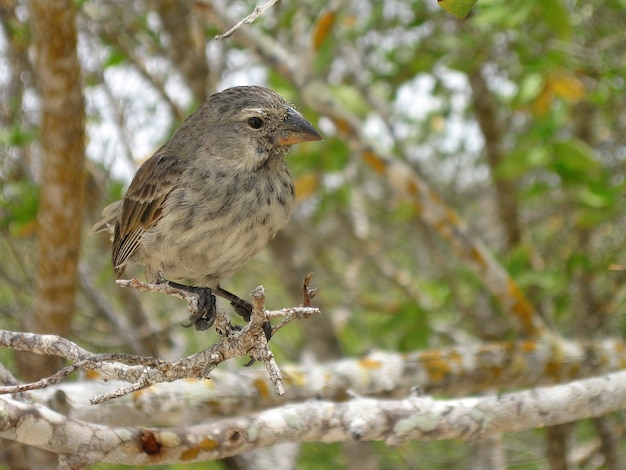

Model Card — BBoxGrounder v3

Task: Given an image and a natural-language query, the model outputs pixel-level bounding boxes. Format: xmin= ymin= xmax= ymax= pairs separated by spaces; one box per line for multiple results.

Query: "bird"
xmin=91 ymin=86 xmax=322 ymax=331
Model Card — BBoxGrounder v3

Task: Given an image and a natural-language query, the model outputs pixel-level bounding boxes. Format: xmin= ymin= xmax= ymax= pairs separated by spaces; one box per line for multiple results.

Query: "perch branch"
xmin=0 ymin=283 xmax=320 ymax=404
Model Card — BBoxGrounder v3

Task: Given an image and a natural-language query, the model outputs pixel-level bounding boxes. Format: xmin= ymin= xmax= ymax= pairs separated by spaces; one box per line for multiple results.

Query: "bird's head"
xmin=190 ymin=86 xmax=322 ymax=171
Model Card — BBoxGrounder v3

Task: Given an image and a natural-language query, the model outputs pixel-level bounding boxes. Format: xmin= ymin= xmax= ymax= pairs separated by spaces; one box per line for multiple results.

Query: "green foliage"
xmin=384 ymin=302 xmax=432 ymax=351
xmin=438 ymin=0 xmax=478 ymax=19
xmin=102 ymin=48 xmax=127 ymax=68
xmin=298 ymin=442 xmax=345 ymax=469
xmin=0 ymin=181 xmax=39 ymax=236
xmin=0 ymin=125 xmax=36 ymax=147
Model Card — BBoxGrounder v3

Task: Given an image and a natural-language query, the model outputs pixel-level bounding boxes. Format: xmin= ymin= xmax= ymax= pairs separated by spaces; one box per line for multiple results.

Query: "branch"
xmin=213 ymin=0 xmax=281 ymax=40
xmin=0 ymin=284 xmax=321 ymax=403
xmin=15 ymin=335 xmax=626 ymax=427
xmin=3 ymin=371 xmax=626 ymax=466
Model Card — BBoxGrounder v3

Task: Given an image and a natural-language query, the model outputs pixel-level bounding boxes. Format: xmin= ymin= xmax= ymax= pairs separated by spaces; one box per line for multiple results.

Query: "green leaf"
xmin=438 ymin=0 xmax=478 ymax=18
xmin=0 ymin=125 xmax=36 ymax=147
xmin=330 ymin=86 xmax=370 ymax=118
xmin=473 ymin=0 xmax=536 ymax=28
xmin=103 ymin=48 xmax=126 ymax=68
xmin=517 ymin=270 xmax=566 ymax=291
xmin=577 ymin=186 xmax=613 ymax=209
xmin=496 ymin=146 xmax=550 ymax=179
xmin=551 ymin=139 xmax=600 ymax=183
xmin=540 ymin=0 xmax=571 ymax=40
xmin=515 ymin=73 xmax=545 ymax=105
xmin=384 ymin=303 xmax=431 ymax=351
xmin=0 ymin=181 xmax=39 ymax=235
xmin=576 ymin=208 xmax=613 ymax=228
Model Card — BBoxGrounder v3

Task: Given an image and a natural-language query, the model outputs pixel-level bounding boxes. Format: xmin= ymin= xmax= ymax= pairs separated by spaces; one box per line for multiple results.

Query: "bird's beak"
xmin=271 ymin=107 xmax=322 ymax=146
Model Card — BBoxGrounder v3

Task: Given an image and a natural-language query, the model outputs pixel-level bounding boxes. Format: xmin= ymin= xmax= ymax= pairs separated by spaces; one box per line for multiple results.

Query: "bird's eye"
xmin=247 ymin=116 xmax=264 ymax=129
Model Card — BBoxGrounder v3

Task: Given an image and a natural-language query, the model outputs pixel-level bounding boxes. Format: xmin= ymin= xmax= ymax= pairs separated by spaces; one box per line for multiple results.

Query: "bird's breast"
xmin=137 ymin=166 xmax=296 ymax=286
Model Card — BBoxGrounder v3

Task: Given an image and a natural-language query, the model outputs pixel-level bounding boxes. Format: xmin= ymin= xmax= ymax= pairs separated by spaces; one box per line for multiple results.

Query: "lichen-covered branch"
xmin=0 ymin=284 xmax=320 ymax=403
xmin=3 ymin=371 xmax=626 ymax=467
xmin=8 ymin=335 xmax=626 ymax=427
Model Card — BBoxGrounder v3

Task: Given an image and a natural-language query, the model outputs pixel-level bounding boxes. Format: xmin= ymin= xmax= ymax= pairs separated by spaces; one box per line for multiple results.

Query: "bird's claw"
xmin=181 ymin=287 xmax=217 ymax=331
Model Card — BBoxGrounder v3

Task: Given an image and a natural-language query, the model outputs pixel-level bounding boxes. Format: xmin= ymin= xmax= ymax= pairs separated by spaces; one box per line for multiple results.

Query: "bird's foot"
xmin=161 ymin=279 xmax=217 ymax=331
xmin=183 ymin=287 xmax=217 ymax=331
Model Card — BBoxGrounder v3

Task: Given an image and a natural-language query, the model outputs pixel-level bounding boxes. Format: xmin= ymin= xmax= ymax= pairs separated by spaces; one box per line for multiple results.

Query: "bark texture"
xmin=22 ymin=0 xmax=85 ymax=379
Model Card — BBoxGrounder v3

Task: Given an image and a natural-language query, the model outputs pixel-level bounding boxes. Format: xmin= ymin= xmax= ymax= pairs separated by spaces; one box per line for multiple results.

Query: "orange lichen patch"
xmin=359 ymin=358 xmax=383 ymax=369
xmin=294 ymin=172 xmax=320 ymax=201
xmin=282 ymin=368 xmax=307 ymax=387
xmin=543 ymin=360 xmax=560 ymax=379
xmin=180 ymin=439 xmax=218 ymax=462
xmin=412 ymin=201 xmax=423 ymax=214
xmin=468 ymin=246 xmax=488 ymax=272
xmin=481 ymin=365 xmax=504 ymax=380
xmin=519 ymin=340 xmax=537 ymax=353
xmin=444 ymin=206 xmax=463 ymax=226
xmin=419 ymin=350 xmax=452 ymax=382
xmin=567 ymin=362 xmax=581 ymax=378
xmin=531 ymin=73 xmax=585 ymax=115
xmin=506 ymin=279 xmax=544 ymax=336
xmin=132 ymin=389 xmax=148 ymax=400
xmin=312 ymin=11 xmax=336 ymax=50
xmin=426 ymin=187 xmax=444 ymax=206
xmin=253 ymin=378 xmax=271 ymax=399
xmin=181 ymin=447 xmax=200 ymax=461
xmin=199 ymin=437 xmax=219 ymax=450
xmin=84 ymin=370 xmax=101 ymax=380
xmin=362 ymin=150 xmax=387 ymax=174
xmin=447 ymin=349 xmax=463 ymax=365
xmin=331 ymin=117 xmax=352 ymax=135
xmin=550 ymin=74 xmax=585 ymax=101
xmin=405 ymin=178 xmax=420 ymax=197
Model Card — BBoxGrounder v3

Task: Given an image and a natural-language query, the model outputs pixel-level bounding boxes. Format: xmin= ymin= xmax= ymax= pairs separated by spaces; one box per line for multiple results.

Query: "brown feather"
xmin=112 ymin=151 xmax=186 ymax=277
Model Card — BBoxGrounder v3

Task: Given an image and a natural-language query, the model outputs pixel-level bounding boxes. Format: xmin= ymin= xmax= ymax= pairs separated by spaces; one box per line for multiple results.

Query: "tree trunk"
xmin=18 ymin=0 xmax=85 ymax=380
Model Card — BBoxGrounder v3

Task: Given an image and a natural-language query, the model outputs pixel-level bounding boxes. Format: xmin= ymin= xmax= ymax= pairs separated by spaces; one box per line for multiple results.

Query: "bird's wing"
xmin=112 ymin=152 xmax=185 ymax=277
xmin=89 ymin=200 xmax=122 ymax=235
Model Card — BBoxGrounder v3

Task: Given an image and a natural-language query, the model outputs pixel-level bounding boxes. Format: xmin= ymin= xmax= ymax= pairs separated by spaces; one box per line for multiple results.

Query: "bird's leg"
xmin=158 ymin=278 xmax=217 ymax=331
xmin=214 ymin=285 xmax=272 ymax=341
xmin=213 ymin=286 xmax=253 ymax=321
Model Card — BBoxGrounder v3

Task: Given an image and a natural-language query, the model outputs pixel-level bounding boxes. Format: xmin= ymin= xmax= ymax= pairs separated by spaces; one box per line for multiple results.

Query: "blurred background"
xmin=1 ymin=0 xmax=626 ymax=468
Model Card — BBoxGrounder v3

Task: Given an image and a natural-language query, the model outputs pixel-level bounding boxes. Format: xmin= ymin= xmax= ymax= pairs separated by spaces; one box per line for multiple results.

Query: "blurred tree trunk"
xmin=469 ymin=67 xmax=521 ymax=250
xmin=154 ymin=0 xmax=211 ymax=103
xmin=546 ymin=423 xmax=575 ymax=470
xmin=16 ymin=0 xmax=85 ymax=380
xmin=471 ymin=434 xmax=506 ymax=470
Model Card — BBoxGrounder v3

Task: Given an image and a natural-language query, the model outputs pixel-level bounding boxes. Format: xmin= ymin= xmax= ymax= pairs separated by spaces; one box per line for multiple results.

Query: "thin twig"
xmin=213 ymin=0 xmax=281 ymax=40
xmin=302 ymin=272 xmax=319 ymax=307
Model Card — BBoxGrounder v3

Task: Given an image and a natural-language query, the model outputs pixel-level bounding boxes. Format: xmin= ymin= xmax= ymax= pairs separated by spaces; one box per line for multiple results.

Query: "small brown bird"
xmin=92 ymin=86 xmax=321 ymax=330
